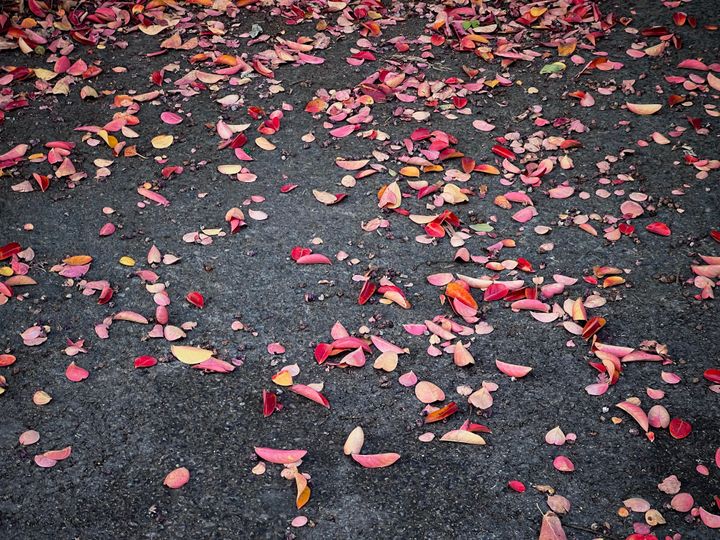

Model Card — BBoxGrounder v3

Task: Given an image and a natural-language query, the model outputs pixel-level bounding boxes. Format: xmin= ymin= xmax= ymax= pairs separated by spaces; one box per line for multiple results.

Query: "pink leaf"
xmin=329 ymin=124 xmax=355 ymax=138
xmin=415 ymin=381 xmax=445 ymax=403
xmin=553 ymin=455 xmax=575 ymax=472
xmin=160 ymin=111 xmax=183 ymax=124
xmin=34 ymin=455 xmax=57 ymax=468
xmin=192 ymin=358 xmax=235 ymax=373
xmin=427 ymin=273 xmax=454 ymax=286
xmin=137 ymin=187 xmax=170 ymax=207
xmin=700 ymin=507 xmax=720 ymax=528
xmin=351 ymin=453 xmax=400 ymax=468
xmin=398 ymin=371 xmax=418 ymax=387
xmin=65 ymin=362 xmax=89 ymax=382
xmin=496 ymin=359 xmax=533 ymax=378
xmin=539 ymin=511 xmax=567 ymax=540
xmin=296 ymin=254 xmax=332 ymax=265
xmin=290 ymin=384 xmax=330 ymax=409
xmin=113 ymin=311 xmax=149 ymax=324
xmin=99 ymin=223 xmax=116 ymax=236
xmin=670 ymin=493 xmax=694 ymax=512
xmin=616 ymin=401 xmax=649 ymax=432
xmin=19 ymin=430 xmax=40 ymax=446
xmin=511 ymin=299 xmax=550 ymax=312
xmin=163 ymin=467 xmax=190 ymax=489
xmin=254 ymin=447 xmax=307 ymax=464
xmin=626 ymin=102 xmax=662 ymax=115
xmin=512 ymin=206 xmax=538 ymax=223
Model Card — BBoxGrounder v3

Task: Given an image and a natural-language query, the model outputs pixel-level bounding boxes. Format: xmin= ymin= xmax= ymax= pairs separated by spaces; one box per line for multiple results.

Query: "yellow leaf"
xmin=295 ymin=473 xmax=310 ymax=509
xmin=138 ymin=24 xmax=167 ymax=36
xmin=254 ymin=137 xmax=276 ymax=151
xmin=271 ymin=370 xmax=293 ymax=386
xmin=33 ymin=390 xmax=52 ymax=405
xmin=171 ymin=345 xmax=213 ymax=365
xmin=152 ymin=135 xmax=174 ymax=149
xmin=558 ymin=42 xmax=576 ymax=57
xmin=97 ymin=130 xmax=118 ymax=149
xmin=33 ymin=68 xmax=58 ymax=81
xmin=119 ymin=256 xmax=136 ymax=267
xmin=313 ymin=190 xmax=338 ymax=205
xmin=217 ymin=164 xmax=242 ymax=175
xmin=0 ymin=267 xmax=13 ymax=277
xmin=63 ymin=255 xmax=93 ymax=266
xmin=399 ymin=166 xmax=419 ymax=177
xmin=440 ymin=429 xmax=486 ymax=445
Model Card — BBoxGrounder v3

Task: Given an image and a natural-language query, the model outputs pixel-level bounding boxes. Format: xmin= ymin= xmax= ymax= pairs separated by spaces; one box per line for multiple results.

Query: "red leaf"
xmin=646 ymin=222 xmax=671 ymax=236
xmin=262 ymin=390 xmax=278 ymax=418
xmin=98 ymin=286 xmax=113 ymax=305
xmin=704 ymin=368 xmax=720 ymax=384
xmin=424 ymin=221 xmax=445 ymax=238
xmin=186 ymin=291 xmax=204 ymax=308
xmin=134 ymin=356 xmax=157 ymax=369
xmin=280 ymin=183 xmax=298 ymax=193
xmin=491 ymin=144 xmax=516 ymax=160
xmin=33 ymin=173 xmax=49 ymax=192
xmin=314 ymin=343 xmax=333 ymax=364
xmin=0 ymin=242 xmax=21 ymax=261
xmin=358 ymin=280 xmax=377 ymax=305
xmin=291 ymin=246 xmax=312 ymax=261
xmin=484 ymin=283 xmax=508 ymax=302
xmin=424 ymin=401 xmax=458 ymax=423
xmin=508 ymin=480 xmax=526 ymax=493
xmin=669 ymin=418 xmax=692 ymax=439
